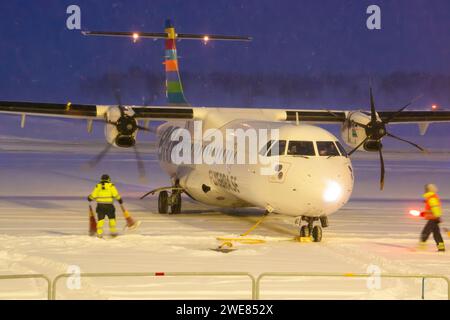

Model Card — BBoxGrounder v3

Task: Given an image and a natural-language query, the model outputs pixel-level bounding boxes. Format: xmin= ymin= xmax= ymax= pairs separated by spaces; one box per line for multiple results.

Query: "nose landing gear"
xmin=297 ymin=216 xmax=328 ymax=242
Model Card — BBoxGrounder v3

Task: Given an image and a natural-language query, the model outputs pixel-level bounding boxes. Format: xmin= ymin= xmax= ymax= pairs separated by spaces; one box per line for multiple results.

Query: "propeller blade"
xmin=136 ymin=124 xmax=154 ymax=133
xmin=133 ymin=145 xmax=147 ymax=182
xmin=113 ymin=89 xmax=125 ymax=117
xmin=379 ymin=148 xmax=385 ymax=191
xmin=370 ymin=87 xmax=377 ymax=123
xmin=86 ymin=143 xmax=113 ymax=168
xmin=113 ymin=88 xmax=122 ymax=106
xmin=383 ymin=94 xmax=424 ymax=124
xmin=347 ymin=137 xmax=369 ymax=156
xmin=326 ymin=110 xmax=342 ymax=119
xmin=386 ymin=132 xmax=425 ymax=152
xmin=106 ymin=120 xmax=118 ymax=126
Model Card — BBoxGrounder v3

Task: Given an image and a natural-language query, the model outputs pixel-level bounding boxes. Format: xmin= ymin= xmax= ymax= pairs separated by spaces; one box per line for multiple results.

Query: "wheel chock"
xmin=294 ymin=236 xmax=312 ymax=243
xmin=216 ymin=237 xmax=266 ymax=245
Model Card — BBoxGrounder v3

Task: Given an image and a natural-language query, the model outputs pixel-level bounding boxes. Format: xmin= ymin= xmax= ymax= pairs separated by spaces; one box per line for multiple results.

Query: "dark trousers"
xmin=96 ymin=204 xmax=116 ymax=220
xmin=421 ymin=219 xmax=443 ymax=244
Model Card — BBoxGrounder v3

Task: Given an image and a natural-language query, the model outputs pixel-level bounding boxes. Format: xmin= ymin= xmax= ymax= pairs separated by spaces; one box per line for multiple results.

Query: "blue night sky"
xmin=0 ymin=1 xmax=449 ymax=143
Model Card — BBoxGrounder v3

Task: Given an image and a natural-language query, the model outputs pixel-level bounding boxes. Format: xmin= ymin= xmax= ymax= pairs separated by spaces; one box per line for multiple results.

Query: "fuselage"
xmin=157 ymin=116 xmax=354 ymax=218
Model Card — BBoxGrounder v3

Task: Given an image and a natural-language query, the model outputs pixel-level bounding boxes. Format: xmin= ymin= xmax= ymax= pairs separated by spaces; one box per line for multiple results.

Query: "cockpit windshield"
xmin=261 ymin=140 xmax=346 ymax=157
xmin=287 ymin=141 xmax=316 ymax=156
xmin=316 ymin=141 xmax=340 ymax=157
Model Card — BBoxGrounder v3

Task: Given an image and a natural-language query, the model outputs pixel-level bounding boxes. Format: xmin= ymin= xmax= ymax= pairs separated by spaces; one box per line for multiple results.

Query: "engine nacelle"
xmin=341 ymin=111 xmax=384 ymax=152
xmin=363 ymin=140 xmax=382 ymax=152
xmin=104 ymin=106 xmax=137 ymax=148
xmin=340 ymin=112 xmax=369 ymax=149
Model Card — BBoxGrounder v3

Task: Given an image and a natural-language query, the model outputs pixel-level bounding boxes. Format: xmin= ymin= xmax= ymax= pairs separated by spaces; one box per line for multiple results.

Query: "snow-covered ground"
xmin=0 ymin=136 xmax=449 ymax=300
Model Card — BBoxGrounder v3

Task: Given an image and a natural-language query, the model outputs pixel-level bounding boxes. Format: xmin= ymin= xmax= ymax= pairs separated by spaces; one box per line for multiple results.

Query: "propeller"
xmin=133 ymin=145 xmax=147 ymax=183
xmin=106 ymin=89 xmax=152 ymax=134
xmin=348 ymin=88 xmax=425 ymax=190
xmin=84 ymin=89 xmax=152 ymax=182
xmin=86 ymin=143 xmax=113 ymax=169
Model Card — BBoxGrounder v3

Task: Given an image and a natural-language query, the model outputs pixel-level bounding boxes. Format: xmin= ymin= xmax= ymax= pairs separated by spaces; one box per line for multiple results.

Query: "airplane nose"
xmin=277 ymin=159 xmax=353 ymax=215
xmin=322 ymin=180 xmax=344 ymax=203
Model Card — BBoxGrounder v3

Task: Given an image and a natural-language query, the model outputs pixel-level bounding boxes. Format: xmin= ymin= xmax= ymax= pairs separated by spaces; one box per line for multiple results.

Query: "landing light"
xmin=431 ymin=104 xmax=438 ymax=110
xmin=203 ymin=35 xmax=209 ymax=44
xmin=132 ymin=33 xmax=139 ymax=43
xmin=323 ymin=181 xmax=342 ymax=203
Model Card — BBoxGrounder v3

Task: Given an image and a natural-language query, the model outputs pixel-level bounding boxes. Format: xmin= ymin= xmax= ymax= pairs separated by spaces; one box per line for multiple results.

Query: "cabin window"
xmin=335 ymin=141 xmax=348 ymax=157
xmin=287 ymin=141 xmax=316 ymax=156
xmin=316 ymin=141 xmax=340 ymax=157
xmin=267 ymin=140 xmax=287 ymax=156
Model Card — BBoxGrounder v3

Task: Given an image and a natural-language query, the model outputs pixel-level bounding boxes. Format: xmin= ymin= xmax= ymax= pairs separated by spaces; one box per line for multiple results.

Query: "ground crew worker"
xmin=419 ymin=184 xmax=445 ymax=252
xmin=87 ymin=174 xmax=123 ymax=238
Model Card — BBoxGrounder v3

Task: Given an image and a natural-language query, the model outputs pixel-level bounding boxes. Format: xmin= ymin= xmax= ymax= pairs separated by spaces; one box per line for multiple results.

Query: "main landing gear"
xmin=298 ymin=216 xmax=329 ymax=242
xmin=158 ymin=189 xmax=182 ymax=214
xmin=140 ymin=185 xmax=184 ymax=214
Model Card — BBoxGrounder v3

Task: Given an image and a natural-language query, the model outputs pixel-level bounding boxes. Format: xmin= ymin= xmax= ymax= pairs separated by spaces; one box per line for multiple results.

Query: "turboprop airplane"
xmin=1 ymin=19 xmax=450 ymax=242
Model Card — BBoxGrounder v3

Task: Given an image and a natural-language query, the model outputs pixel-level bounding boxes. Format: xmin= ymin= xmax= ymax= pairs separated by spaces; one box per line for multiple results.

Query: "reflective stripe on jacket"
xmin=423 ymin=192 xmax=442 ymax=220
xmin=88 ymin=182 xmax=122 ymax=204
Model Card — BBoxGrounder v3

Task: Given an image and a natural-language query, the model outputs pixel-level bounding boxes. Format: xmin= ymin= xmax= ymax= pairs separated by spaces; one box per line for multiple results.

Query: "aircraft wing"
xmin=285 ymin=110 xmax=346 ymax=123
xmin=377 ymin=111 xmax=450 ymax=123
xmin=0 ymin=101 xmax=194 ymax=120
xmin=284 ymin=109 xmax=450 ymax=124
xmin=0 ymin=101 xmax=98 ymax=119
xmin=1 ymin=101 xmax=450 ymax=125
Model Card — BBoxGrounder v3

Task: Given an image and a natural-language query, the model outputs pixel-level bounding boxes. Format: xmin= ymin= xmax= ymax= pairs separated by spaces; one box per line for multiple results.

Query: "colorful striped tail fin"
xmin=164 ymin=20 xmax=189 ymax=106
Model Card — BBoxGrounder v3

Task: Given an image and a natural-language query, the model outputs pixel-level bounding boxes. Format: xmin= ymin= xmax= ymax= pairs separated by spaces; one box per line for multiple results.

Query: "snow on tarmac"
xmin=0 ymin=136 xmax=449 ymax=299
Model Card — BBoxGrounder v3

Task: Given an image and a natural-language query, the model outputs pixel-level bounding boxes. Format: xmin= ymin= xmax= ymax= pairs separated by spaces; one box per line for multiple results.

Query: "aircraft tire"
xmin=158 ymin=191 xmax=169 ymax=214
xmin=171 ymin=192 xmax=182 ymax=214
xmin=300 ymin=225 xmax=310 ymax=238
xmin=312 ymin=225 xmax=322 ymax=242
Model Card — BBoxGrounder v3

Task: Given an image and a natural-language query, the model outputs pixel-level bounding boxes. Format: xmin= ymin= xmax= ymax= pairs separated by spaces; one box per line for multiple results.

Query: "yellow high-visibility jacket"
xmin=88 ymin=182 xmax=122 ymax=204
xmin=423 ymin=192 xmax=442 ymax=220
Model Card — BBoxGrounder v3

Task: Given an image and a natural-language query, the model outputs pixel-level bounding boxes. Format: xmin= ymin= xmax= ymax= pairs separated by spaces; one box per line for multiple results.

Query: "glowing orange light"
xmin=409 ymin=209 xmax=421 ymax=217
xmin=132 ymin=33 xmax=139 ymax=43
xmin=431 ymin=104 xmax=438 ymax=110
xmin=203 ymin=35 xmax=209 ymax=44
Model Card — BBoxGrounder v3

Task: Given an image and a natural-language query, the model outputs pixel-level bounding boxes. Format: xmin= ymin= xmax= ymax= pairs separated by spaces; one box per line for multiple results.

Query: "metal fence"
xmin=0 ymin=272 xmax=449 ymax=300
xmin=0 ymin=274 xmax=51 ymax=300
xmin=256 ymin=272 xmax=450 ymax=300
xmin=51 ymin=271 xmax=256 ymax=300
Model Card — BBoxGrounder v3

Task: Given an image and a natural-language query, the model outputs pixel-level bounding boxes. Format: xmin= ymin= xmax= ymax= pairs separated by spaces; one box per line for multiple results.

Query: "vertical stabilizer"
xmin=164 ymin=19 xmax=189 ymax=106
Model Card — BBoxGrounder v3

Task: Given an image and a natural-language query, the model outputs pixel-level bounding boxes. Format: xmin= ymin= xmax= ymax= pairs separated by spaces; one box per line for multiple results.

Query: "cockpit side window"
xmin=316 ymin=141 xmax=340 ymax=157
xmin=335 ymin=141 xmax=348 ymax=157
xmin=287 ymin=141 xmax=316 ymax=156
xmin=267 ymin=140 xmax=287 ymax=156
xmin=259 ymin=140 xmax=274 ymax=156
